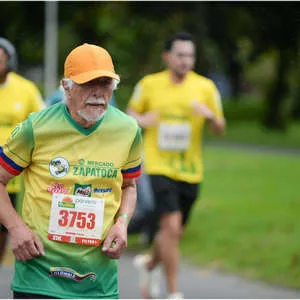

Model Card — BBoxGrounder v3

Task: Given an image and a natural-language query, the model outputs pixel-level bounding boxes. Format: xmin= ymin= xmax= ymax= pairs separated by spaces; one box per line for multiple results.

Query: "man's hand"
xmin=191 ymin=101 xmax=216 ymax=120
xmin=102 ymin=218 xmax=127 ymax=259
xmin=138 ymin=110 xmax=158 ymax=128
xmin=9 ymin=223 xmax=45 ymax=262
xmin=191 ymin=100 xmax=225 ymax=135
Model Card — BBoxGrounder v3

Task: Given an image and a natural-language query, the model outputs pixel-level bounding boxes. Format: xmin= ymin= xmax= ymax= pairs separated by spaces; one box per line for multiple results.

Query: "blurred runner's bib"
xmin=158 ymin=122 xmax=191 ymax=150
xmin=48 ymin=193 xmax=104 ymax=246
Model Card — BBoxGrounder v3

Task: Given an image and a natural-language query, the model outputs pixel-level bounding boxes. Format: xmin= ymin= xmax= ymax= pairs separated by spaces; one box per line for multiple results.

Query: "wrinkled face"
xmin=0 ymin=48 xmax=9 ymax=79
xmin=164 ymin=40 xmax=195 ymax=78
xmin=63 ymin=77 xmax=114 ymax=128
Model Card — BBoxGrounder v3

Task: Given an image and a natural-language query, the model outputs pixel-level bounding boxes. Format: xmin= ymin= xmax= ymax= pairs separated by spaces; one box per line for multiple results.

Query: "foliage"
xmin=1 ymin=1 xmax=300 ymax=128
xmin=221 ymin=98 xmax=264 ymax=121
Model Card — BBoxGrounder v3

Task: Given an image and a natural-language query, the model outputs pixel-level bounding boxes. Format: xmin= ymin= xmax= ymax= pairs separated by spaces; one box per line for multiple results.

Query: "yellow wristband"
xmin=118 ymin=213 xmax=130 ymax=224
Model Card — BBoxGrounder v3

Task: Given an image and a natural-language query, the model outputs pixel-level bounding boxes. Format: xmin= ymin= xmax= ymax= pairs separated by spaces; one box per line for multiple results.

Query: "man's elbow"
xmin=211 ymin=118 xmax=226 ymax=136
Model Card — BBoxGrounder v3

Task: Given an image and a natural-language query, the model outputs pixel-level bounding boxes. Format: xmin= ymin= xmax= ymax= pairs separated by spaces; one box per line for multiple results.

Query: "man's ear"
xmin=61 ymin=78 xmax=69 ymax=90
xmin=162 ymin=51 xmax=168 ymax=65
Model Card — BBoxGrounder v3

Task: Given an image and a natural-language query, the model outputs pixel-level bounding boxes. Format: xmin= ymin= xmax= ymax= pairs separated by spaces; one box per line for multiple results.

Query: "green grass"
xmin=129 ymin=145 xmax=300 ymax=289
xmin=205 ymin=120 xmax=300 ymax=149
xmin=181 ymin=146 xmax=300 ymax=288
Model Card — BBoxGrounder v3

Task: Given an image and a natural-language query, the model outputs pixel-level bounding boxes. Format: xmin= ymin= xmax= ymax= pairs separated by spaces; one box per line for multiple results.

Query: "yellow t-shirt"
xmin=128 ymin=70 xmax=224 ymax=183
xmin=0 ymin=72 xmax=44 ymax=192
xmin=0 ymin=103 xmax=142 ymax=298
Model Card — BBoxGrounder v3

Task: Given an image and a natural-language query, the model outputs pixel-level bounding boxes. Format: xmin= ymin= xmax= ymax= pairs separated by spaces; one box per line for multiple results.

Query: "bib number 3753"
xmin=48 ymin=193 xmax=104 ymax=246
xmin=58 ymin=210 xmax=96 ymax=229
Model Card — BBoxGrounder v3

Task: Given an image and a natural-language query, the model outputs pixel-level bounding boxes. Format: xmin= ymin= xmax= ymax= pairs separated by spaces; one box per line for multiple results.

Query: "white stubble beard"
xmin=77 ymin=97 xmax=107 ymax=124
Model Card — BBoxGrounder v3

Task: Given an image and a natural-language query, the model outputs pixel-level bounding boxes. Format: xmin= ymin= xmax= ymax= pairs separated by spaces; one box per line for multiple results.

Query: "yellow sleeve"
xmin=205 ymin=82 xmax=224 ymax=118
xmin=127 ymin=78 xmax=149 ymax=113
xmin=121 ymin=127 xmax=143 ymax=179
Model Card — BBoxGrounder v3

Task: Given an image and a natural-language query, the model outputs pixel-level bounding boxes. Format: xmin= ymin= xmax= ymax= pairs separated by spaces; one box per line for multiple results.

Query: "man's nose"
xmin=91 ymin=85 xmax=103 ymax=97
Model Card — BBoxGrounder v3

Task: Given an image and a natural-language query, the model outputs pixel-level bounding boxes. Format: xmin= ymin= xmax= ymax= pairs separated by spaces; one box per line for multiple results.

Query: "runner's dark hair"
xmin=164 ymin=31 xmax=195 ymax=52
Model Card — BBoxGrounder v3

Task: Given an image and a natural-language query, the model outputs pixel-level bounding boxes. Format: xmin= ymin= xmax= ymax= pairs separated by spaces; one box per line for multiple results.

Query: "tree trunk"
xmin=262 ymin=48 xmax=289 ymax=130
xmin=228 ymin=44 xmax=243 ymax=100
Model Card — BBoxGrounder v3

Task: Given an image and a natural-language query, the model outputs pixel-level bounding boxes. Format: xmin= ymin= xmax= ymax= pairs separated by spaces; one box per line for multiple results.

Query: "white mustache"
xmin=86 ymin=98 xmax=106 ymax=105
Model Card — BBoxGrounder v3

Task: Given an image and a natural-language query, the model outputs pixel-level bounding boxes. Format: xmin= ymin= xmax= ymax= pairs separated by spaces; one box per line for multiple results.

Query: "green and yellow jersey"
xmin=0 ymin=72 xmax=44 ymax=193
xmin=0 ymin=103 xmax=142 ymax=299
xmin=128 ymin=70 xmax=223 ymax=184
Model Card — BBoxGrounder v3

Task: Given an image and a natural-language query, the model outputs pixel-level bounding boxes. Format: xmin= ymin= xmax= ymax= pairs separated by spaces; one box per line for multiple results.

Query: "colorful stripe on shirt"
xmin=121 ymin=164 xmax=141 ymax=179
xmin=0 ymin=147 xmax=23 ymax=176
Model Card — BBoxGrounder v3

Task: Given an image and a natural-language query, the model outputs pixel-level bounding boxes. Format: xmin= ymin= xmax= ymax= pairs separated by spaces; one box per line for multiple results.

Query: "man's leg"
xmin=149 ymin=180 xmax=200 ymax=298
xmin=148 ymin=176 xmax=183 ymax=296
xmin=134 ymin=175 xmax=181 ymax=298
xmin=149 ymin=211 xmax=182 ymax=294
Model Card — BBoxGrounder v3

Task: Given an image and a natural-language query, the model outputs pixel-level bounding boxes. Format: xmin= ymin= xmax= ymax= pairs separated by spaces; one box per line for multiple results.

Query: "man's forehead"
xmin=171 ymin=40 xmax=195 ymax=52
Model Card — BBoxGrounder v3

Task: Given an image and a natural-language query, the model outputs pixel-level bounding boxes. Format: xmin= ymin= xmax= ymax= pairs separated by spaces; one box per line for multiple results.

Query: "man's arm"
xmin=207 ymin=116 xmax=226 ymax=136
xmin=0 ymin=166 xmax=44 ymax=261
xmin=118 ymin=177 xmax=138 ymax=222
xmin=126 ymin=108 xmax=158 ymax=129
xmin=102 ymin=178 xmax=137 ymax=259
xmin=0 ymin=166 xmax=21 ymax=229
xmin=191 ymin=101 xmax=226 ymax=136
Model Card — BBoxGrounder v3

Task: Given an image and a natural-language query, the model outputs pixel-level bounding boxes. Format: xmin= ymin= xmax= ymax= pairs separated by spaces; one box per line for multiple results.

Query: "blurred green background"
xmin=2 ymin=1 xmax=300 ymax=289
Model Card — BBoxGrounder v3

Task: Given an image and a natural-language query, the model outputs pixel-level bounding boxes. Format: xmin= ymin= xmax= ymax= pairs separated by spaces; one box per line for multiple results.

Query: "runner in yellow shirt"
xmin=0 ymin=43 xmax=142 ymax=299
xmin=0 ymin=37 xmax=44 ymax=266
xmin=127 ymin=31 xmax=226 ymax=299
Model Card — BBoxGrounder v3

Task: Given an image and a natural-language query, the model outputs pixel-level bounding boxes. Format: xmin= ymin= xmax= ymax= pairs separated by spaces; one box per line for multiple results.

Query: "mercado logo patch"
xmin=73 ymin=159 xmax=118 ymax=179
xmin=49 ymin=157 xmax=69 ymax=178
xmin=49 ymin=267 xmax=96 ymax=281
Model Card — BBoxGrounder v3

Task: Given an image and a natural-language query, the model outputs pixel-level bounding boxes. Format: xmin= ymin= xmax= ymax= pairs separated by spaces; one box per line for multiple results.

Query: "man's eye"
xmin=99 ymin=79 xmax=111 ymax=86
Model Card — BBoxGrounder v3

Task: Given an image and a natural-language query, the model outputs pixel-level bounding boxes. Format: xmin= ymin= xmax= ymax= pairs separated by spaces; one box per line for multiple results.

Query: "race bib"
xmin=158 ymin=122 xmax=191 ymax=150
xmin=48 ymin=193 xmax=105 ymax=246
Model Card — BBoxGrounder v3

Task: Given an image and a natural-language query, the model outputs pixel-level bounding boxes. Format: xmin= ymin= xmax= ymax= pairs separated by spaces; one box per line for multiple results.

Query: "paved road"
xmin=1 ymin=250 xmax=300 ymax=299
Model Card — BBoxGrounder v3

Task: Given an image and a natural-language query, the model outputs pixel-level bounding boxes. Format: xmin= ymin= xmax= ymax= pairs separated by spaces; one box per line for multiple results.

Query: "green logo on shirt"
xmin=73 ymin=184 xmax=92 ymax=197
xmin=73 ymin=160 xmax=117 ymax=179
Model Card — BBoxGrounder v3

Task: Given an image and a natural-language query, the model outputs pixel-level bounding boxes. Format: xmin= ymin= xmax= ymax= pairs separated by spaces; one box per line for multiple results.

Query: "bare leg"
xmin=148 ymin=211 xmax=182 ymax=294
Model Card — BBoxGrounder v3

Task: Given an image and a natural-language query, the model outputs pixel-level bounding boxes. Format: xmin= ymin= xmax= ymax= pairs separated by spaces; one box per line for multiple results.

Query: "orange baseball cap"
xmin=64 ymin=43 xmax=120 ymax=84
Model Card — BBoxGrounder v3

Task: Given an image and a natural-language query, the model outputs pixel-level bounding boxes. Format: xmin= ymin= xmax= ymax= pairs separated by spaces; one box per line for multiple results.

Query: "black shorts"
xmin=0 ymin=193 xmax=17 ymax=233
xmin=13 ymin=291 xmax=58 ymax=299
xmin=149 ymin=175 xmax=200 ymax=226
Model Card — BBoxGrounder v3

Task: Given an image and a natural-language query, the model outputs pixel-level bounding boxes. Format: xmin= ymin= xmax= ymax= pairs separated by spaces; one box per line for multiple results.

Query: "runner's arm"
xmin=127 ymin=108 xmax=158 ymax=129
xmin=102 ymin=178 xmax=137 ymax=259
xmin=207 ymin=115 xmax=226 ymax=136
xmin=0 ymin=166 xmax=21 ymax=230
xmin=0 ymin=166 xmax=44 ymax=261
xmin=118 ymin=177 xmax=137 ymax=224
xmin=192 ymin=101 xmax=226 ymax=136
